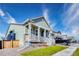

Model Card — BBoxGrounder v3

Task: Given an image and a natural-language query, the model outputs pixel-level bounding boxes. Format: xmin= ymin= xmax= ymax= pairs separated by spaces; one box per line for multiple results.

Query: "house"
xmin=6 ymin=16 xmax=55 ymax=48
xmin=52 ymin=31 xmax=62 ymax=38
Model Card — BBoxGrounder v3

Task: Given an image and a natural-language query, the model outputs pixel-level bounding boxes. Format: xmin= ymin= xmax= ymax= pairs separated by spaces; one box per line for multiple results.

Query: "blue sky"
xmin=0 ymin=3 xmax=79 ymax=38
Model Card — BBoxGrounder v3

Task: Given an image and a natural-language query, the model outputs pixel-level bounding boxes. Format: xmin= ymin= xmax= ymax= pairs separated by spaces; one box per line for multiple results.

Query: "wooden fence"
xmin=0 ymin=40 xmax=19 ymax=49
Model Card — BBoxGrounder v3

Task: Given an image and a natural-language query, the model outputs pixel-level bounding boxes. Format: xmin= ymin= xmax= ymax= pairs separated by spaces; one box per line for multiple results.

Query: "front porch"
xmin=24 ymin=23 xmax=53 ymax=46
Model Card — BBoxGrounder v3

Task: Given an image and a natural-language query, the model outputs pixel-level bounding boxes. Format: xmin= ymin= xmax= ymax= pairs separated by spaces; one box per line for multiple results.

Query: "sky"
xmin=0 ymin=3 xmax=79 ymax=39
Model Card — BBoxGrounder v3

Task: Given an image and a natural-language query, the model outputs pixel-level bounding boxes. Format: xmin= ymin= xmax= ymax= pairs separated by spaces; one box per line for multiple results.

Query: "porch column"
xmin=48 ymin=31 xmax=55 ymax=46
xmin=44 ymin=29 xmax=46 ymax=38
xmin=28 ymin=23 xmax=31 ymax=42
xmin=47 ymin=31 xmax=51 ymax=46
xmin=49 ymin=31 xmax=52 ymax=38
xmin=38 ymin=27 xmax=40 ymax=41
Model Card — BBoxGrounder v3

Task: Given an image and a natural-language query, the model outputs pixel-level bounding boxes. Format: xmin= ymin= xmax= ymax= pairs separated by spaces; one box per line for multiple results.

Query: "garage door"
xmin=3 ymin=40 xmax=12 ymax=48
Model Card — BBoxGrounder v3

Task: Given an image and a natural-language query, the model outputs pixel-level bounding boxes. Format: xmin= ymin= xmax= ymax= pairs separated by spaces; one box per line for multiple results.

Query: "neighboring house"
xmin=6 ymin=16 xmax=55 ymax=48
xmin=52 ymin=31 xmax=62 ymax=39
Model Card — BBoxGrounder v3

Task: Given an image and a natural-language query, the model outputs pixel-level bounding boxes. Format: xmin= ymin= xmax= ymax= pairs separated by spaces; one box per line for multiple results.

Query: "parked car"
xmin=55 ymin=37 xmax=70 ymax=45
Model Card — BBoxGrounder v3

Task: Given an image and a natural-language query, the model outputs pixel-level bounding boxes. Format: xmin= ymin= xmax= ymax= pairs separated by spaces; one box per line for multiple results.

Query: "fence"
xmin=0 ymin=40 xmax=19 ymax=49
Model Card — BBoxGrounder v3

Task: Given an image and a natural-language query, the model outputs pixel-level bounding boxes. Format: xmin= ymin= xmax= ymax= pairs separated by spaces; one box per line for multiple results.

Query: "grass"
xmin=20 ymin=46 xmax=66 ymax=56
xmin=73 ymin=48 xmax=79 ymax=56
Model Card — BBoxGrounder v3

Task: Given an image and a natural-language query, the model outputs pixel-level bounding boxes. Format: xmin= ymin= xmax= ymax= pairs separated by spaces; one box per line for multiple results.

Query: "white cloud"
xmin=62 ymin=4 xmax=79 ymax=35
xmin=0 ymin=33 xmax=5 ymax=37
xmin=71 ymin=26 xmax=79 ymax=35
xmin=0 ymin=9 xmax=5 ymax=16
xmin=43 ymin=8 xmax=56 ymax=30
xmin=66 ymin=9 xmax=79 ymax=26
xmin=0 ymin=9 xmax=16 ymax=24
xmin=0 ymin=9 xmax=16 ymax=39
xmin=6 ymin=12 xmax=16 ymax=24
xmin=43 ymin=8 xmax=50 ymax=24
xmin=50 ymin=22 xmax=56 ymax=29
xmin=63 ymin=4 xmax=78 ymax=25
xmin=8 ymin=17 xmax=16 ymax=24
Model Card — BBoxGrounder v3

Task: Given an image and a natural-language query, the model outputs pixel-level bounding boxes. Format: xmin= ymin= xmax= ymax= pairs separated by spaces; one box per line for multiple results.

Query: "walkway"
xmin=0 ymin=48 xmax=19 ymax=56
xmin=0 ymin=46 xmax=34 ymax=56
xmin=0 ymin=46 xmax=43 ymax=56
xmin=53 ymin=44 xmax=79 ymax=56
xmin=0 ymin=43 xmax=79 ymax=56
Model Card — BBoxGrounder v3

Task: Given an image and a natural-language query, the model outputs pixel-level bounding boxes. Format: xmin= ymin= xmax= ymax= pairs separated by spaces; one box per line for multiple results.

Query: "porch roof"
xmin=30 ymin=23 xmax=51 ymax=31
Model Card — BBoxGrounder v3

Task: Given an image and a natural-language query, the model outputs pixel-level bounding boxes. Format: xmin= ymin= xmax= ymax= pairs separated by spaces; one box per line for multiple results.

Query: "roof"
xmin=23 ymin=16 xmax=53 ymax=31
xmin=9 ymin=23 xmax=23 ymax=26
xmin=23 ymin=16 xmax=44 ymax=24
xmin=8 ymin=16 xmax=53 ymax=32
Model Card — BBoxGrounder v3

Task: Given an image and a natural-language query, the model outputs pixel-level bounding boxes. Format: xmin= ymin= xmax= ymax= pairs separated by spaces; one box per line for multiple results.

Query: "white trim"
xmin=44 ymin=29 xmax=46 ymax=38
xmin=38 ymin=27 xmax=40 ymax=41
xmin=28 ymin=23 xmax=31 ymax=42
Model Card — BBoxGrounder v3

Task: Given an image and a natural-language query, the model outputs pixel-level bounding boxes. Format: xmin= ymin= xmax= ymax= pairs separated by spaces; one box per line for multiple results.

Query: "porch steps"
xmin=18 ymin=42 xmax=48 ymax=53
xmin=31 ymin=42 xmax=48 ymax=47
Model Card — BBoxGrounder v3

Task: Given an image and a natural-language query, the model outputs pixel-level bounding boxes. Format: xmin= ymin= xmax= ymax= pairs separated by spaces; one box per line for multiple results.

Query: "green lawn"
xmin=20 ymin=46 xmax=66 ymax=56
xmin=73 ymin=48 xmax=79 ymax=56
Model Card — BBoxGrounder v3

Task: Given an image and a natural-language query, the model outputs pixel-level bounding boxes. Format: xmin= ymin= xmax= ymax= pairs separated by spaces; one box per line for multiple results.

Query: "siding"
xmin=33 ymin=18 xmax=50 ymax=30
xmin=6 ymin=24 xmax=25 ymax=47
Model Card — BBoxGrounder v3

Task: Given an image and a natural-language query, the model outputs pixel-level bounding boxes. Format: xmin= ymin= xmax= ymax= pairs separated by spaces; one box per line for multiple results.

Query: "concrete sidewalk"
xmin=53 ymin=44 xmax=79 ymax=56
xmin=0 ymin=48 xmax=19 ymax=56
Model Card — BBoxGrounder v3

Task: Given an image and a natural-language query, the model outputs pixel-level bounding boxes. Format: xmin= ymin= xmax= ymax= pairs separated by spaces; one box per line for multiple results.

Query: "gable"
xmin=32 ymin=17 xmax=51 ymax=30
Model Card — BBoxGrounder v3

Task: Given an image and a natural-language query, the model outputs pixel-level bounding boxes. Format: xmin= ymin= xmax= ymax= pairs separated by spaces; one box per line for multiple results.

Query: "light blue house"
xmin=6 ymin=16 xmax=55 ymax=48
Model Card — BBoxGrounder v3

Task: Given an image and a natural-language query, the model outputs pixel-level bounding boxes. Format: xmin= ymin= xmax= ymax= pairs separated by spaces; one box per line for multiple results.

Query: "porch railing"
xmin=31 ymin=34 xmax=40 ymax=42
xmin=31 ymin=34 xmax=49 ymax=42
xmin=40 ymin=36 xmax=46 ymax=42
xmin=25 ymin=28 xmax=28 ymax=34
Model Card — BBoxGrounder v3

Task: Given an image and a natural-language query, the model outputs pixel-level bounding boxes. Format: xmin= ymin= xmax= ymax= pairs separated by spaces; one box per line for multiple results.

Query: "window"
xmin=35 ymin=29 xmax=38 ymax=36
xmin=46 ymin=30 xmax=49 ymax=38
xmin=40 ymin=29 xmax=44 ymax=37
xmin=31 ymin=28 xmax=38 ymax=36
xmin=26 ymin=25 xmax=28 ymax=29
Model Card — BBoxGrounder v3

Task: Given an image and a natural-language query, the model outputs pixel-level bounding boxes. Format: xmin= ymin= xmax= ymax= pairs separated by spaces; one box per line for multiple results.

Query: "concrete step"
xmin=31 ymin=42 xmax=48 ymax=47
